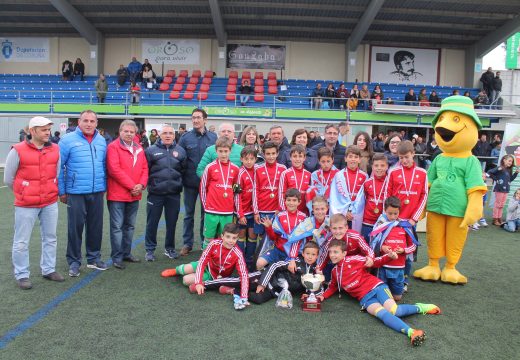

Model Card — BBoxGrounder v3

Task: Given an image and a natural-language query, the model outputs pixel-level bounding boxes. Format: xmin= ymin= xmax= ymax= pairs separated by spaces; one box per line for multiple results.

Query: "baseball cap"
xmin=29 ymin=116 xmax=53 ymax=129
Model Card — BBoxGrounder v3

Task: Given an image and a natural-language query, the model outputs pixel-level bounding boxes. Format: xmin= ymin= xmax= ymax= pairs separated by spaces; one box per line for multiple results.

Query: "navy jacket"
xmin=280 ymin=147 xmax=319 ymax=172
xmin=487 ymin=167 xmax=518 ymax=193
xmin=178 ymin=127 xmax=217 ymax=188
xmin=145 ymin=142 xmax=186 ymax=195
xmin=311 ymin=142 xmax=346 ymax=170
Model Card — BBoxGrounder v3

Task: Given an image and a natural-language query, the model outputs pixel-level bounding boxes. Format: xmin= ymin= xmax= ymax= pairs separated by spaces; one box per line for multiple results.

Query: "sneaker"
xmin=416 ymin=303 xmax=442 ymax=315
xmin=164 ymin=249 xmax=179 ymax=260
xmin=403 ymin=283 xmax=408 ymax=293
xmin=180 ymin=246 xmax=192 ymax=256
xmin=87 ymin=260 xmax=108 ymax=271
xmin=161 ymin=268 xmax=177 ymax=277
xmin=123 ymin=255 xmax=141 ymax=263
xmin=69 ymin=265 xmax=80 ymax=277
xmin=479 ymin=218 xmax=488 ymax=227
xmin=470 ymin=223 xmax=480 ymax=231
xmin=409 ymin=329 xmax=426 ymax=347
xmin=145 ymin=251 xmax=156 ymax=262
xmin=219 ymin=286 xmax=235 ymax=295
xmin=17 ymin=278 xmax=33 ymax=290
xmin=43 ymin=272 xmax=65 ymax=282
xmin=113 ymin=262 xmax=125 ymax=270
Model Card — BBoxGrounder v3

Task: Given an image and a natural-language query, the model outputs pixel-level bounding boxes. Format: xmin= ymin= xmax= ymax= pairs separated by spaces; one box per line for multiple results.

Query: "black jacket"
xmin=480 ymin=70 xmax=494 ymax=87
xmin=404 ymin=93 xmax=417 ymax=103
xmin=276 ymin=137 xmax=291 ymax=163
xmin=472 ymin=140 xmax=492 ymax=157
xmin=145 ymin=142 xmax=186 ymax=195
xmin=259 ymin=256 xmax=319 ymax=295
xmin=73 ymin=62 xmax=85 ymax=74
xmin=492 ymin=76 xmax=502 ymax=91
xmin=178 ymin=128 xmax=217 ymax=188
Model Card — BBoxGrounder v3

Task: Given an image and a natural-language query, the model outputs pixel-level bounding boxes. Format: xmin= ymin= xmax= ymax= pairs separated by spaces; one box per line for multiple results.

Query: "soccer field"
xmin=0 ymin=185 xmax=519 ymax=359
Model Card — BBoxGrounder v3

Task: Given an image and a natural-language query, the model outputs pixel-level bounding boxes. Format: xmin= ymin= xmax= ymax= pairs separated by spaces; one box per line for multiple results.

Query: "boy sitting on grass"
xmin=317 ymin=239 xmax=441 ymax=347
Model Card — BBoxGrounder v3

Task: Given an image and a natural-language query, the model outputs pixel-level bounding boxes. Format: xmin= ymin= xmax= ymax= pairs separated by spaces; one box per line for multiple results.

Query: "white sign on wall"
xmin=0 ymin=37 xmax=50 ymax=62
xmin=369 ymin=46 xmax=440 ymax=85
xmin=142 ymin=39 xmax=200 ymax=65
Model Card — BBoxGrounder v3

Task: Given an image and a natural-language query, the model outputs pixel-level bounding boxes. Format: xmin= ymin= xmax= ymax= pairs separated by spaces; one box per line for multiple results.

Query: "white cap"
xmin=29 ymin=116 xmax=53 ymax=129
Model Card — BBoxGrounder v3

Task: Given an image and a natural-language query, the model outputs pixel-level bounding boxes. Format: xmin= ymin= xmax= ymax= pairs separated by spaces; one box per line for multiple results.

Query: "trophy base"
xmin=302 ymin=300 xmax=321 ymax=312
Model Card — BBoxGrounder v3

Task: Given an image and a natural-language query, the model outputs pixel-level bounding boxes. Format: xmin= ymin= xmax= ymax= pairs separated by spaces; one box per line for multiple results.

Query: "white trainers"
xmin=479 ymin=218 xmax=488 ymax=227
xmin=470 ymin=223 xmax=480 ymax=231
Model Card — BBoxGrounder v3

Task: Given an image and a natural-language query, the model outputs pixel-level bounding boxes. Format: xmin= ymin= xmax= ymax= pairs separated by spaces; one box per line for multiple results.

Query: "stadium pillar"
xmin=87 ymin=32 xmax=105 ymax=76
xmin=345 ymin=39 xmax=359 ymax=82
xmin=217 ymin=45 xmax=227 ymax=77
xmin=464 ymin=45 xmax=483 ymax=88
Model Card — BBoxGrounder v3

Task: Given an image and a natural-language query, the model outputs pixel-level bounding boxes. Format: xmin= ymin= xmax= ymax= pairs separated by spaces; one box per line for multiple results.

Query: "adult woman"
xmin=359 ymin=84 xmax=370 ymax=110
xmin=429 ymin=90 xmax=441 ymax=106
xmin=325 ymin=83 xmax=336 ymax=109
xmin=353 ymin=131 xmax=374 ymax=174
xmin=142 ymin=65 xmax=154 ymax=87
xmin=371 ymin=84 xmax=384 ymax=104
xmin=384 ymin=132 xmax=402 ymax=168
xmin=373 ymin=132 xmax=385 ymax=153
xmin=73 ymin=58 xmax=85 ymax=81
xmin=149 ymin=129 xmax=158 ymax=145
xmin=140 ymin=129 xmax=150 ymax=149
xmin=418 ymin=88 xmax=429 ymax=106
xmin=62 ymin=60 xmax=72 ymax=81
xmin=239 ymin=126 xmax=263 ymax=163
xmin=280 ymin=128 xmax=319 ymax=172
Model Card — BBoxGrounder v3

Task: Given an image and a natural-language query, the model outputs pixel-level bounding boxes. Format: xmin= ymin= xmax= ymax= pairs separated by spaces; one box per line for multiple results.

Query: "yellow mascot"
xmin=413 ymin=96 xmax=487 ymax=284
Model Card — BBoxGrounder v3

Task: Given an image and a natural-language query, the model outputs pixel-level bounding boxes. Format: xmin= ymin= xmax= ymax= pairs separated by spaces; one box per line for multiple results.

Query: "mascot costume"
xmin=413 ymin=96 xmax=487 ymax=284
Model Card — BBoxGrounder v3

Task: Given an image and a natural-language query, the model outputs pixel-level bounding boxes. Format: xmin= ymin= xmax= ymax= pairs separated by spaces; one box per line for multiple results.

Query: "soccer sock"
xmin=245 ymin=238 xmax=258 ymax=261
xmin=175 ymin=264 xmax=187 ymax=276
xmin=391 ymin=304 xmax=420 ymax=317
xmin=374 ymin=307 xmax=411 ymax=335
xmin=238 ymin=237 xmax=246 ymax=253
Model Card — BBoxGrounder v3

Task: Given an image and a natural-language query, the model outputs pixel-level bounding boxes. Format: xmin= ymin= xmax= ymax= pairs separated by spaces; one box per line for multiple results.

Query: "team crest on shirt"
xmin=172 ymin=151 xmax=178 ymax=157
xmin=358 ymin=176 xmax=364 ymax=181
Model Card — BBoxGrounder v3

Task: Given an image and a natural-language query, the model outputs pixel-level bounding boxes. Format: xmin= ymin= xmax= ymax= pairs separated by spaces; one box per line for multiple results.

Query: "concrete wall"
xmin=499 ymin=69 xmax=520 ymax=105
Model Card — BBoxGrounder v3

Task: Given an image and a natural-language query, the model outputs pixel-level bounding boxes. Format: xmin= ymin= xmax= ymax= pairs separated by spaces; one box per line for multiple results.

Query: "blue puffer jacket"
xmin=58 ymin=127 xmax=107 ymax=195
xmin=145 ymin=142 xmax=186 ymax=195
xmin=178 ymin=128 xmax=217 ymax=188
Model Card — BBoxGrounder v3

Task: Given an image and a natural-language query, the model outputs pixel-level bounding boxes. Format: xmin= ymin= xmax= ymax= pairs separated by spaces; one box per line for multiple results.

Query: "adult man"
xmin=127 ymin=57 xmax=142 ymax=83
xmin=59 ymin=110 xmax=107 ymax=277
xmin=311 ymin=124 xmax=346 ymax=169
xmin=268 ymin=125 xmax=291 ymax=162
xmin=144 ymin=125 xmax=186 ymax=261
xmin=338 ymin=121 xmax=350 ymax=147
xmin=196 ymin=122 xmax=243 ymax=177
xmin=106 ymin=120 xmax=148 ymax=269
xmin=95 ymin=73 xmax=108 ymax=103
xmin=492 ymin=71 xmax=502 ymax=108
xmin=480 ymin=67 xmax=494 ymax=98
xmin=116 ymin=64 xmax=128 ymax=88
xmin=404 ymin=88 xmax=417 ymax=106
xmin=311 ymin=83 xmax=325 ymax=109
xmin=4 ymin=116 xmax=64 ymax=289
xmin=178 ymin=109 xmax=217 ymax=255
xmin=472 ymin=133 xmax=492 ymax=171
xmin=175 ymin=125 xmax=186 ymax=143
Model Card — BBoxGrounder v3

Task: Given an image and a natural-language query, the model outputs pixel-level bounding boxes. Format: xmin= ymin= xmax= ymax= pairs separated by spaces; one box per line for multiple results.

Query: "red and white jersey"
xmin=253 ymin=162 xmax=286 ymax=214
xmin=362 ymin=175 xmax=388 ymax=225
xmin=200 ymin=160 xmax=240 ymax=215
xmin=310 ymin=168 xmax=340 ymax=199
xmin=195 ymin=239 xmax=249 ymax=298
xmin=384 ymin=164 xmax=428 ymax=222
xmin=279 ymin=166 xmax=311 ymax=214
xmin=318 ymin=229 xmax=374 ymax=271
xmin=323 ymin=255 xmax=391 ymax=301
xmin=235 ymin=166 xmax=255 ymax=218
xmin=381 ymin=226 xmax=416 ymax=268
xmin=265 ymin=210 xmax=307 ymax=258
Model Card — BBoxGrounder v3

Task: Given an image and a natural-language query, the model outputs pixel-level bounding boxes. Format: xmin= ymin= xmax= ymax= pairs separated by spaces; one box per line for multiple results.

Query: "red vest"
xmin=12 ymin=141 xmax=59 ymax=208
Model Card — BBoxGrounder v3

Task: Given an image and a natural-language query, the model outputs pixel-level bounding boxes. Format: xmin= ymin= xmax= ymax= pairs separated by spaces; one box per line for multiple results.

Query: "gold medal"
xmin=270 ymin=193 xmax=275 ymax=198
xmin=223 ymin=192 xmax=228 ymax=198
xmin=404 ymin=198 xmax=410 ymax=204
xmin=217 ymin=275 xmax=222 ymax=279
xmin=374 ymin=208 xmax=379 ymax=214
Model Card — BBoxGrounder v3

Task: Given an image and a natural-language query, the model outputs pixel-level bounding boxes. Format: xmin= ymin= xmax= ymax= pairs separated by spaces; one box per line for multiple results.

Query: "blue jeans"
xmin=504 ymin=219 xmax=520 ymax=232
xmin=12 ymin=203 xmax=58 ymax=280
xmin=145 ymin=193 xmax=181 ymax=252
xmin=240 ymin=95 xmax=250 ymax=104
xmin=182 ymin=186 xmax=204 ymax=250
xmin=66 ymin=193 xmax=104 ymax=267
xmin=108 ymin=200 xmax=139 ymax=263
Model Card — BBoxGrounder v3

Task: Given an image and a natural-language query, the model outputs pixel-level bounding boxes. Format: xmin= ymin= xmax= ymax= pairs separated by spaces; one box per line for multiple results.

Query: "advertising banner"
xmin=227 ymin=44 xmax=286 ymax=69
xmin=142 ymin=39 xmax=200 ymax=65
xmin=0 ymin=37 xmax=49 ymax=62
xmin=499 ymin=122 xmax=520 ymax=216
xmin=506 ymin=33 xmax=520 ymax=70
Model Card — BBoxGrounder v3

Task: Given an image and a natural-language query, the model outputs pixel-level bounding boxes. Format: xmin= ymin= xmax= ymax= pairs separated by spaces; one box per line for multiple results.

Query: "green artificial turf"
xmin=0 ymin=187 xmax=519 ymax=359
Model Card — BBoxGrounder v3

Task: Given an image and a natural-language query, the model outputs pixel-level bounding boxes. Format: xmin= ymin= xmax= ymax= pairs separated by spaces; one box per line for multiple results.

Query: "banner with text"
xmin=142 ymin=39 xmax=200 ymax=65
xmin=1 ymin=37 xmax=49 ymax=62
xmin=227 ymin=44 xmax=285 ymax=69
xmin=506 ymin=33 xmax=520 ymax=70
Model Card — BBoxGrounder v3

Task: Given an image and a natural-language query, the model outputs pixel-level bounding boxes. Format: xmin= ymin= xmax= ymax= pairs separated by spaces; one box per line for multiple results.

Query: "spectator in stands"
xmin=404 ymin=88 xmax=417 ymax=106
xmin=474 ymin=90 xmax=489 ymax=109
xmin=473 ymin=133 xmax=492 ymax=171
xmin=353 ymin=131 xmax=374 ymax=174
xmin=129 ymin=81 xmax=140 ymax=104
xmin=308 ymin=130 xmax=323 ymax=148
xmin=325 ymin=83 xmax=336 ymax=109
xmin=149 ymin=129 xmax=158 ymax=145
xmin=116 ymin=64 xmax=129 ymax=88
xmin=347 ymin=93 xmax=358 ymax=110
xmin=373 ymin=132 xmax=385 ymax=153
xmin=371 ymin=84 xmax=384 ymax=105
xmin=415 ymin=135 xmax=427 ymax=167
xmin=95 ymin=74 xmax=108 ymax=103
xmin=492 ymin=71 xmax=502 ymax=109
xmin=239 ymin=79 xmax=252 ymax=106
xmin=62 ymin=60 xmax=73 ymax=81
xmin=452 ymin=89 xmax=460 ymax=96
xmin=128 ymin=57 xmax=142 ymax=83
xmin=399 ymin=129 xmax=408 ymax=141
xmin=175 ymin=125 xmax=186 ymax=144
xmin=311 ymin=83 xmax=325 ymax=109
xmin=350 ymin=84 xmax=360 ymax=98
xmin=73 ymin=58 xmax=85 ymax=81
xmin=492 ymin=134 xmax=502 ymax=147
xmin=51 ymin=131 xmax=60 ymax=144
xmin=280 ymin=128 xmax=319 ymax=172
xmin=480 ymin=67 xmax=494 ymax=97
xmin=463 ymin=91 xmax=470 ymax=97
xmin=418 ymin=88 xmax=429 ymax=106
xmin=142 ymin=65 xmax=154 ymax=87
xmin=359 ymin=84 xmax=370 ymax=110
xmin=384 ymin=132 xmax=402 ymax=168
xmin=491 ymin=141 xmax=501 ymax=167
xmin=312 ymin=124 xmax=346 ymax=169
xmin=429 ymin=90 xmax=441 ymax=106
xmin=141 ymin=59 xmax=152 ymax=72
xmin=336 ymin=83 xmax=348 ymax=110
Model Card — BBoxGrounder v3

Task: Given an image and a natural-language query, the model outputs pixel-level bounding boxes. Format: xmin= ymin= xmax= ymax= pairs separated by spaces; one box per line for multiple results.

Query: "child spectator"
xmin=317 ymin=239 xmax=441 ymax=347
xmin=200 ymin=137 xmax=240 ymax=248
xmin=330 ymin=145 xmax=368 ymax=231
xmin=370 ymin=197 xmax=418 ymax=301
xmin=307 ymin=147 xmax=339 ymax=211
xmin=257 ymin=188 xmax=307 ymax=271
xmin=486 ymin=154 xmax=519 ymax=226
xmin=130 ymin=81 xmax=140 ymax=104
xmin=235 ymin=146 xmax=258 ymax=269
xmin=279 ymin=145 xmax=311 ymax=214
xmin=359 ymin=153 xmax=389 ymax=242
xmin=504 ymin=188 xmax=520 ymax=232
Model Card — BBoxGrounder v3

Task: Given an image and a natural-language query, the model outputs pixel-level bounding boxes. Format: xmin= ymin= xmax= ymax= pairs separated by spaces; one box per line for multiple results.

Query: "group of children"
xmin=161 ymin=136 xmax=444 ymax=346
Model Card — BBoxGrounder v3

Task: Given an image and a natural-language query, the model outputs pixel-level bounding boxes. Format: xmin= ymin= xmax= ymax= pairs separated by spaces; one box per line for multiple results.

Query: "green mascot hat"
xmin=432 ymin=95 xmax=482 ymax=130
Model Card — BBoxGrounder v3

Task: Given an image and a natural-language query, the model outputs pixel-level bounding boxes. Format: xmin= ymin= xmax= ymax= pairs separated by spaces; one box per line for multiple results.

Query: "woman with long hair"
xmin=280 ymin=128 xmax=319 ymax=172
xmin=353 ymin=131 xmax=374 ymax=174
xmin=384 ymin=132 xmax=402 ymax=168
xmin=239 ymin=126 xmax=263 ymax=163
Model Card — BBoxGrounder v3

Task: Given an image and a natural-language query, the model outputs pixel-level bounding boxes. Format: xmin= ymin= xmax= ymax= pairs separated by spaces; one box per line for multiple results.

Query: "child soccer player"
xmin=384 ymin=140 xmax=427 ymax=287
xmin=160 ymin=223 xmax=249 ymax=308
xmin=330 ymin=145 xmax=368 ymax=231
xmin=236 ymin=146 xmax=258 ymax=269
xmin=257 ymin=188 xmax=307 ymax=272
xmin=486 ymin=154 xmax=518 ymax=226
xmin=252 ymin=141 xmax=287 ymax=237
xmin=279 ymin=145 xmax=311 ymax=215
xmin=359 ymin=153 xmax=389 ymax=243
xmin=200 ymin=137 xmax=240 ymax=249
xmin=371 ymin=197 xmax=418 ymax=301
xmin=307 ymin=148 xmax=339 ymax=211
xmin=317 ymin=213 xmax=374 ymax=279
xmin=317 ymin=239 xmax=441 ymax=347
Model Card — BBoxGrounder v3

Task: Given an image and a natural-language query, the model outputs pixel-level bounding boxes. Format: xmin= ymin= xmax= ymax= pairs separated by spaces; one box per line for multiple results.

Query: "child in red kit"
xmin=279 ymin=145 xmax=311 ymax=215
xmin=307 ymin=147 xmax=339 ymax=212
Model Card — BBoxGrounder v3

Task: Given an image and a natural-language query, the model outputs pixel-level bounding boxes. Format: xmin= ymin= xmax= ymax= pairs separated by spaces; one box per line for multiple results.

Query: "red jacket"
xmin=12 ymin=141 xmax=59 ymax=208
xmin=106 ymin=138 xmax=148 ymax=202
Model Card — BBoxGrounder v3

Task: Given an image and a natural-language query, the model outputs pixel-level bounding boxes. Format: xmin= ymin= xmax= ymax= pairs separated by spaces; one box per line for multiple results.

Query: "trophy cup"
xmin=301 ymin=273 xmax=325 ymax=312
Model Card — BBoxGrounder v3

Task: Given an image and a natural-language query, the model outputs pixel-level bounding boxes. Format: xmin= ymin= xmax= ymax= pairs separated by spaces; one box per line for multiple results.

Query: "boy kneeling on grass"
xmin=317 ymin=239 xmax=441 ymax=347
